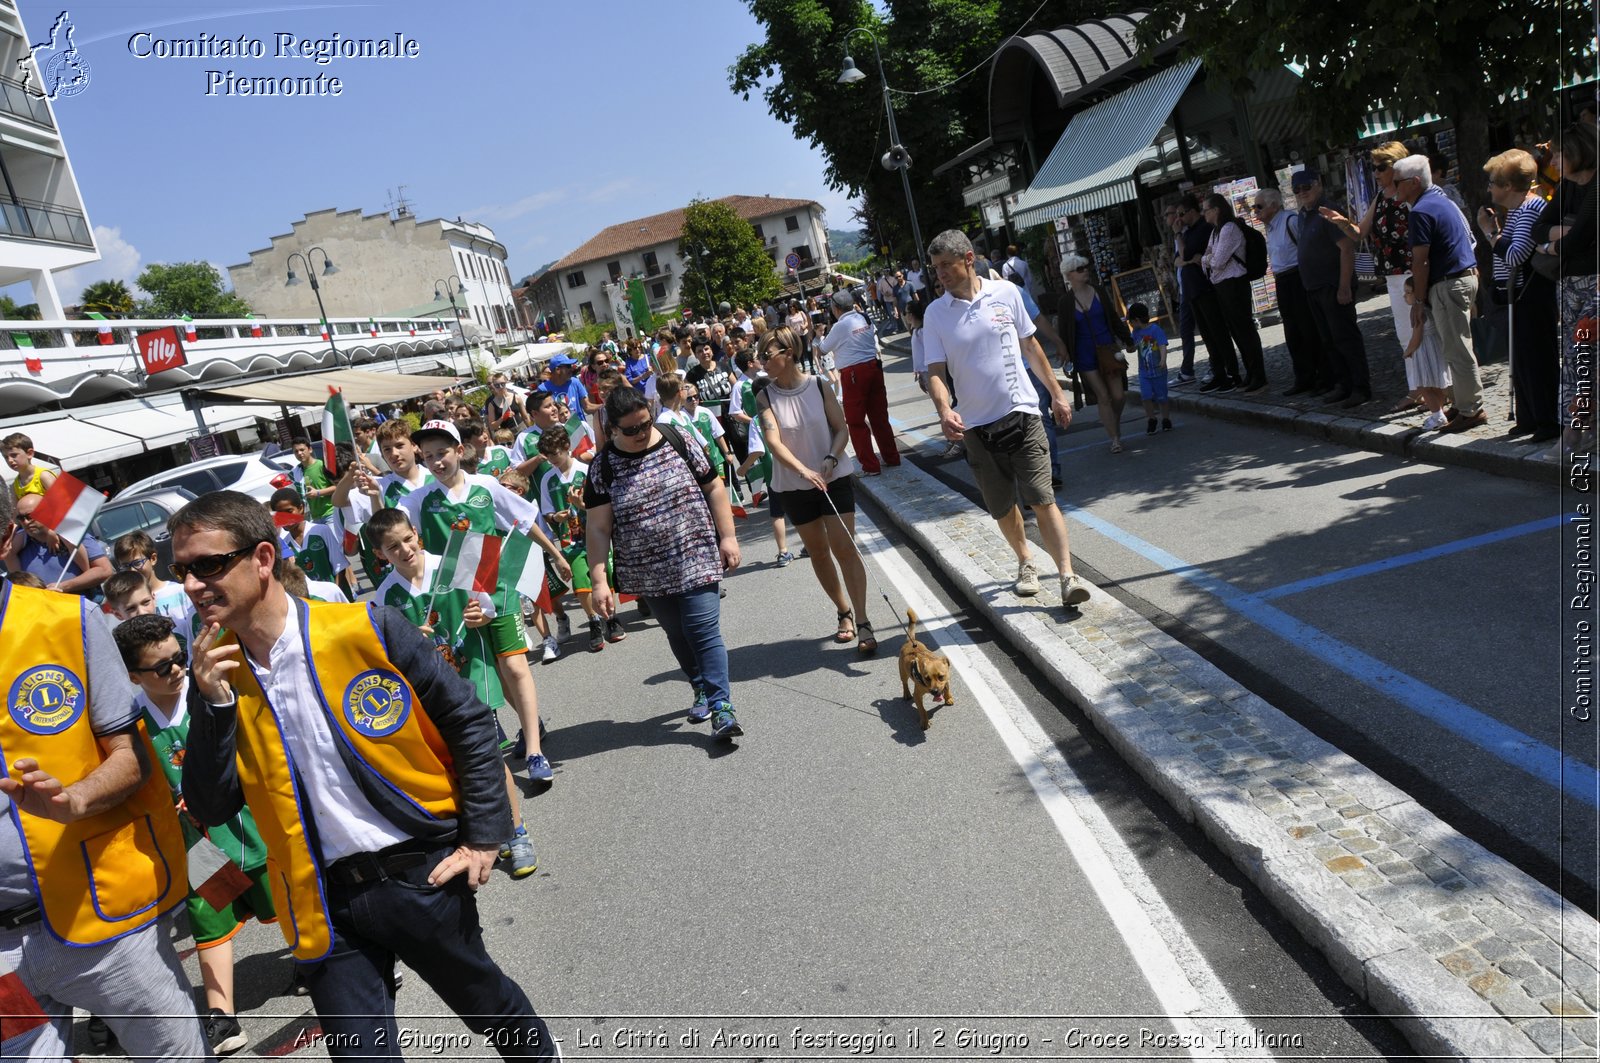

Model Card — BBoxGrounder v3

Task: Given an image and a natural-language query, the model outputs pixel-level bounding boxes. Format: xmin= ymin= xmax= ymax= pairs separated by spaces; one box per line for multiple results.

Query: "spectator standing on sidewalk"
xmin=1533 ymin=123 xmax=1599 ymax=452
xmin=819 ymin=288 xmax=900 ymax=474
xmin=1166 ymin=206 xmax=1198 ymax=383
xmin=1480 ymin=148 xmax=1560 ymax=442
xmin=921 ymin=229 xmax=1091 ymax=607
xmin=1058 ymin=254 xmax=1132 ymax=453
xmin=1200 ymin=193 xmax=1268 ymax=393
xmin=1001 ymin=244 xmax=1035 ymax=294
xmin=1176 ymin=194 xmax=1242 ymax=393
xmin=1349 ymin=143 xmax=1421 ymax=413
xmin=1256 ymin=190 xmax=1324 ymax=395
xmin=1391 ymin=154 xmax=1486 ymax=432
xmin=1293 ymin=169 xmax=1371 ymax=406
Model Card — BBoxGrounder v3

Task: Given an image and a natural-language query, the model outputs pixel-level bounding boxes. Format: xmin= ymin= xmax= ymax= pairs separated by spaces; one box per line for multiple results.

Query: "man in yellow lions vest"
xmin=0 ymin=581 xmax=206 ymax=1061
xmin=172 ymin=491 xmax=555 ymax=1061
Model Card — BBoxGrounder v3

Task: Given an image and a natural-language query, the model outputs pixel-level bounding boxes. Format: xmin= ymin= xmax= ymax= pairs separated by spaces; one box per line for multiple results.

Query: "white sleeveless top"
xmin=763 ymin=375 xmax=859 ymax=492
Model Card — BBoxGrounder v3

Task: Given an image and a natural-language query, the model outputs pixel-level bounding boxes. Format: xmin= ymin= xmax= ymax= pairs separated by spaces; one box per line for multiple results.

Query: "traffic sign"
xmin=785 ymin=252 xmax=800 ymax=270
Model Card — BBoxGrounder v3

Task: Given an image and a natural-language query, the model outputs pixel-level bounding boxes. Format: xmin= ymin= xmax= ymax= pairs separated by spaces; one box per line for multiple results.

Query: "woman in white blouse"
xmin=1201 ymin=193 xmax=1270 ymax=393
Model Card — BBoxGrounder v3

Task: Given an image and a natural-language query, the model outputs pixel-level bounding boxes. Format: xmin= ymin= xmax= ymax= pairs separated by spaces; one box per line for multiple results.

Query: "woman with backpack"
xmin=1201 ymin=193 xmax=1270 ymax=393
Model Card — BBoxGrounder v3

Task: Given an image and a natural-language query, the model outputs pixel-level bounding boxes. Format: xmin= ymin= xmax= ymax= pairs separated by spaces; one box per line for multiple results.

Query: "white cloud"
xmin=56 ymin=225 xmax=142 ymax=303
xmin=466 ymin=187 xmax=571 ymax=224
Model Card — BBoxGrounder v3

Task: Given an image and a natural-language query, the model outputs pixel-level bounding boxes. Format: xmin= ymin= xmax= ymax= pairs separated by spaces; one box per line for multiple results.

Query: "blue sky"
xmin=19 ymin=0 xmax=861 ymax=304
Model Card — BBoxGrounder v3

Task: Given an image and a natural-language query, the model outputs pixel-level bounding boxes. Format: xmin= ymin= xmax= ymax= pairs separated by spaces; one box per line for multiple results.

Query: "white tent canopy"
xmin=490 ymin=341 xmax=580 ymax=376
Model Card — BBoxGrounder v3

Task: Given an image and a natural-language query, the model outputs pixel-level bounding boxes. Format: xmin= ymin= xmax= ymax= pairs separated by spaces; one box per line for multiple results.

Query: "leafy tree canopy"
xmin=79 ymin=279 xmax=135 ymax=317
xmin=0 ymin=295 xmax=41 ymax=320
xmin=677 ymin=199 xmax=782 ymax=316
xmin=135 ymin=261 xmax=251 ymax=319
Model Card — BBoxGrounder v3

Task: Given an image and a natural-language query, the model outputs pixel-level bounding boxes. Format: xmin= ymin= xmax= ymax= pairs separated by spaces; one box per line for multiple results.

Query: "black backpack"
xmin=1231 ymin=218 xmax=1269 ymax=281
xmin=586 ymin=421 xmax=698 ymax=502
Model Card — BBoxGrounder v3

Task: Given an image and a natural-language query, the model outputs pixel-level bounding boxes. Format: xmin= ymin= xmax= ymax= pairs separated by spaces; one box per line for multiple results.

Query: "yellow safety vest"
xmin=225 ymin=598 xmax=461 ymax=960
xmin=0 ymin=584 xmax=186 ymax=945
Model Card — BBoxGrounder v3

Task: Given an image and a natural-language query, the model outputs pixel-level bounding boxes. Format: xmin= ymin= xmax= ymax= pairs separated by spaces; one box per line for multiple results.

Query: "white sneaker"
xmin=1422 ymin=411 xmax=1447 ymax=431
xmin=1015 ymin=560 xmax=1041 ymax=597
xmin=541 ymin=636 xmax=559 ymax=664
xmin=555 ymin=611 xmax=571 ymax=643
xmin=1061 ymin=573 xmax=1091 ymax=606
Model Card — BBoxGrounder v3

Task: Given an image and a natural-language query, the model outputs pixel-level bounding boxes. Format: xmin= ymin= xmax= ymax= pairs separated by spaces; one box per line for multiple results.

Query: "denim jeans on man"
xmin=643 ymin=582 xmax=730 ymax=706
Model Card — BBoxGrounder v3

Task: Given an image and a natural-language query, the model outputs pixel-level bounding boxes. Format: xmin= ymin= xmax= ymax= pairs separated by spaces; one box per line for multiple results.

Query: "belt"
xmin=325 ymin=842 xmax=434 ymax=886
xmin=0 ymin=901 xmax=41 ymax=930
xmin=1444 ymin=268 xmax=1477 ymax=280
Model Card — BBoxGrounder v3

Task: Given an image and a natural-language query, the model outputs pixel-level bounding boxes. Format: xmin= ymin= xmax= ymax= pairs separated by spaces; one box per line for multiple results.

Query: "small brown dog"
xmin=898 ymin=609 xmax=953 ymax=730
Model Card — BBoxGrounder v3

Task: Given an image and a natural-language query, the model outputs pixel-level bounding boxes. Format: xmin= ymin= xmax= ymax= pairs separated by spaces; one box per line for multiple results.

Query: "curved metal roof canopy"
xmin=988 ymin=11 xmax=1149 ymax=143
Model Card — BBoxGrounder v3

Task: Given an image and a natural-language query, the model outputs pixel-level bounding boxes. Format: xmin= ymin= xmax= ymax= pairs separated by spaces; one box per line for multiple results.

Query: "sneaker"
xmin=494 ymin=715 xmax=515 ymax=753
xmin=1215 ymin=381 xmax=1237 ymax=394
xmin=555 ymin=611 xmax=571 ymax=644
xmin=510 ymin=728 xmax=527 ymax=761
xmin=1015 ymin=559 xmax=1041 ymax=597
xmin=1062 ymin=573 xmax=1091 ymax=606
xmin=687 ymin=688 xmax=712 ymax=722
xmin=87 ymin=1016 xmax=117 ymax=1052
xmin=940 ymin=441 xmax=965 ymax=459
xmin=205 ymin=1009 xmax=249 ymax=1056
xmin=776 ymin=550 xmax=795 ymax=567
xmin=1198 ymin=377 xmax=1222 ymax=393
xmin=540 ymin=636 xmax=559 ymax=664
xmin=1175 ymin=371 xmax=1197 ymax=384
xmin=290 ymin=969 xmax=311 ymax=996
xmin=505 ymin=827 xmax=538 ymax=879
xmin=588 ymin=618 xmax=606 ymax=653
xmin=1147 ymin=418 xmax=1157 ymax=435
xmin=710 ymin=703 xmax=743 ymax=741
xmin=526 ymin=753 xmax=554 ymax=783
xmin=605 ymin=617 xmax=627 ymax=643
xmin=1422 ymin=411 xmax=1448 ymax=430
xmin=1162 ymin=417 xmax=1173 ymax=432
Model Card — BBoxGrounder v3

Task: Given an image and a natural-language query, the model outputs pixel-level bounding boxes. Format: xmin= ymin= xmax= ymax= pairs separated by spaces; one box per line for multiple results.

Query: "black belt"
xmin=0 ymin=901 xmax=41 ymax=930
xmin=1443 ymin=268 xmax=1477 ymax=280
xmin=324 ymin=842 xmax=433 ymax=886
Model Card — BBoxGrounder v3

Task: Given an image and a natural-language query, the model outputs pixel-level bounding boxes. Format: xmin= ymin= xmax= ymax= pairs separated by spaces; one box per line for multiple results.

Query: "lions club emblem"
xmin=9 ymin=665 xmax=86 ymax=735
xmin=342 ymin=670 xmax=411 ymax=738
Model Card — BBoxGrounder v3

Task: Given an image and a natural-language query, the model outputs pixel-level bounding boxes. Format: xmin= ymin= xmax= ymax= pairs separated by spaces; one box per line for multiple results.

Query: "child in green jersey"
xmin=269 ymin=488 xmax=356 ymax=601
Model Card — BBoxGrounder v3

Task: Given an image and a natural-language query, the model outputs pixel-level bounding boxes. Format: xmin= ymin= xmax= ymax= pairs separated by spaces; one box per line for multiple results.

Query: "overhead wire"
xmin=885 ymin=0 xmax=1054 ymax=98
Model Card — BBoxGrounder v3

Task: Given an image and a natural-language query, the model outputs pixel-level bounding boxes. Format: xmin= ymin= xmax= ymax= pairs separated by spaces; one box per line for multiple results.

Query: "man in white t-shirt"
xmin=1000 ymin=245 xmax=1034 ymax=295
xmin=819 ymin=289 xmax=900 ymax=474
xmin=921 ymin=229 xmax=1090 ymax=609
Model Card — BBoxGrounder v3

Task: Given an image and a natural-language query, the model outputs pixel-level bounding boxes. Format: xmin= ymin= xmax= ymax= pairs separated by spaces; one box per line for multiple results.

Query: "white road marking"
xmin=856 ymin=511 xmax=1273 ymax=1060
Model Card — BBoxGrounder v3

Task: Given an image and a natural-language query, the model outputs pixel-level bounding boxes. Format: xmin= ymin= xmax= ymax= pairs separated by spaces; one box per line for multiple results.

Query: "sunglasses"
xmin=170 ymin=544 xmax=258 ymax=581
xmin=1374 ymin=162 xmax=1392 ymax=172
xmin=614 ymin=419 xmax=653 ymax=438
xmin=130 ymin=652 xmax=185 ymax=678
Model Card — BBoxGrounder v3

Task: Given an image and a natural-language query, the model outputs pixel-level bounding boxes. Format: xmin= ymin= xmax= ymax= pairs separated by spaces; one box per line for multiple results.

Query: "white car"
xmin=114 ymin=447 xmax=298 ymax=504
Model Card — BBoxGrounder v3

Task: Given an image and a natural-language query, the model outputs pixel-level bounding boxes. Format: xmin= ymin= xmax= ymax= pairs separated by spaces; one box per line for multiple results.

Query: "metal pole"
xmin=308 ymin=275 xmax=342 ymax=367
xmin=863 ymin=31 xmax=926 ymax=269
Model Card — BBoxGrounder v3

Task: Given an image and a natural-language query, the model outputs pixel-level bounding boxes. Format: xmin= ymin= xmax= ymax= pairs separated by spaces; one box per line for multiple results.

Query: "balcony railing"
xmin=0 ymin=196 xmax=92 ymax=248
xmin=0 ymin=72 xmax=54 ymax=129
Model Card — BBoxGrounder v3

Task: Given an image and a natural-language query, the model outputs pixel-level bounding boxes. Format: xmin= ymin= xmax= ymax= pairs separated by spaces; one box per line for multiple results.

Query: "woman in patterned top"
xmin=1352 ymin=141 xmax=1418 ymax=412
xmin=585 ymin=387 xmax=745 ymax=742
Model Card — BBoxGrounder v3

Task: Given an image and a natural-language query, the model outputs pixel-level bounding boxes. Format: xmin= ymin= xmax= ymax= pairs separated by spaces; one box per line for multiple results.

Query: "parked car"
xmin=114 ymin=447 xmax=297 ymax=505
xmin=88 ymin=487 xmax=197 ymax=579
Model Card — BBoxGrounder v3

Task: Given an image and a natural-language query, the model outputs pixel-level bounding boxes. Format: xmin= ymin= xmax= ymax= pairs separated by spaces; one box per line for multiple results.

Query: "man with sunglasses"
xmin=173 ymin=490 xmax=558 ymax=1061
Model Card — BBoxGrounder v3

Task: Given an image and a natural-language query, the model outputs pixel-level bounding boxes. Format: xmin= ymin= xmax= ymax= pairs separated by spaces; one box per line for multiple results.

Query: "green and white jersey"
xmin=279 ymin=523 xmax=347 ymax=583
xmin=477 ymin=443 xmax=514 ymax=479
xmin=378 ymin=467 xmax=434 ymax=509
xmin=375 ymin=554 xmax=504 ymax=710
xmin=305 ymin=578 xmax=347 ymax=603
xmin=514 ymin=424 xmax=545 ymax=463
xmin=399 ymin=472 xmax=541 ymax=557
xmin=688 ymin=406 xmax=727 ymax=476
xmin=535 ymin=460 xmax=589 ymax=547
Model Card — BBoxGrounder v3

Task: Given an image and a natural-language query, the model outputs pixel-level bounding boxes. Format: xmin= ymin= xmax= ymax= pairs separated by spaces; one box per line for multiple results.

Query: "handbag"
xmin=1530 ymin=224 xmax=1568 ymax=282
xmin=972 ymin=410 xmax=1031 ymax=454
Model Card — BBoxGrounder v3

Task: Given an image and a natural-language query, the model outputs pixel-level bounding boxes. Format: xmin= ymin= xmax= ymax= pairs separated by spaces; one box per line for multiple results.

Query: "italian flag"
xmin=33 ymin=470 xmax=105 ymax=545
xmin=181 ymin=314 xmax=197 ymax=342
xmin=564 ymin=416 xmax=596 ymax=460
xmin=247 ymin=314 xmax=263 ymax=338
xmin=319 ymin=319 xmax=330 ymax=342
xmin=15 ymin=332 xmax=40 ymax=373
xmin=368 ymin=318 xmax=379 ymax=337
xmin=187 ymin=834 xmax=251 ymax=909
xmin=320 ymin=386 xmax=354 ymax=477
xmin=85 ymin=311 xmax=114 ymax=345
xmin=435 ymin=528 xmax=552 ymax=612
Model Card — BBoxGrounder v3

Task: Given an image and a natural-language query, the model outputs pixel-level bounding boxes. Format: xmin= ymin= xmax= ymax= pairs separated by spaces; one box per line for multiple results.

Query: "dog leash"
xmin=821 ymin=479 xmax=914 ymax=641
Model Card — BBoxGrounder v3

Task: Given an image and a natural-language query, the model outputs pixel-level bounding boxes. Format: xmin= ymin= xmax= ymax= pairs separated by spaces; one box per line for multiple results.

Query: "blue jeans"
xmin=304 ymin=846 xmax=555 ymax=1060
xmin=644 ymin=582 xmax=731 ymax=706
xmin=1028 ymin=369 xmax=1061 ymax=475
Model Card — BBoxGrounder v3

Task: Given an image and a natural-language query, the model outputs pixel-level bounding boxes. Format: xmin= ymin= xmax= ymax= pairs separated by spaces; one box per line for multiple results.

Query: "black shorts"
xmin=775 ymin=476 xmax=855 ymax=528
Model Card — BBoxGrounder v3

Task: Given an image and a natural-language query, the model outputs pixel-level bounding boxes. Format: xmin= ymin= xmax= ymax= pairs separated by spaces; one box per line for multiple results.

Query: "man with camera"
xmin=921 ymin=229 xmax=1091 ymax=610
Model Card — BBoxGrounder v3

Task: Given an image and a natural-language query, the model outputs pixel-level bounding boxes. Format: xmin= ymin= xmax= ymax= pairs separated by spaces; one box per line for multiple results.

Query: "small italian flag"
xmin=320 ymin=386 xmax=355 ymax=478
xmin=318 ymin=319 xmax=330 ymax=342
xmin=181 ymin=314 xmax=197 ymax=342
xmin=408 ymin=324 xmax=417 ymax=337
xmin=435 ymin=528 xmax=552 ymax=612
xmin=187 ymin=834 xmax=251 ymax=910
xmin=33 ymin=470 xmax=105 ymax=546
xmin=15 ymin=332 xmax=40 ymax=373
xmin=247 ymin=314 xmax=263 ymax=338
xmin=85 ymin=311 xmax=114 ymax=345
xmin=368 ymin=318 xmax=378 ymax=338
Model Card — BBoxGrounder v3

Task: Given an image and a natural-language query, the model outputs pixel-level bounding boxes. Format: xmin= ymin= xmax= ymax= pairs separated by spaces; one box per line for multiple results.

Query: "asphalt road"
xmin=90 ymin=484 xmax=1414 ymax=1060
xmin=876 ymin=343 xmax=1596 ymax=914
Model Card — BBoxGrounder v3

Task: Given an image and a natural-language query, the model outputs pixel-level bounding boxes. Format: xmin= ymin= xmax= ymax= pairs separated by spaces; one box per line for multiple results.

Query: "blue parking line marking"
xmin=1257 ymin=516 xmax=1567 ymax=601
xmin=884 ymin=414 xmax=1598 ymax=806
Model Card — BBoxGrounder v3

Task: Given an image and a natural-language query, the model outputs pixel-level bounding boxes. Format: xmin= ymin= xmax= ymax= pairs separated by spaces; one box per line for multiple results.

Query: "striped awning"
xmin=1011 ymin=57 xmax=1202 ymax=229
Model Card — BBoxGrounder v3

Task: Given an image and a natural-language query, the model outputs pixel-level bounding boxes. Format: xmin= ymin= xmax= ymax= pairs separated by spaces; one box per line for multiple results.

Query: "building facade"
xmin=228 ymin=207 xmax=520 ymax=335
xmin=550 ymin=195 xmax=830 ymax=327
xmin=0 ymin=2 xmax=102 ymax=318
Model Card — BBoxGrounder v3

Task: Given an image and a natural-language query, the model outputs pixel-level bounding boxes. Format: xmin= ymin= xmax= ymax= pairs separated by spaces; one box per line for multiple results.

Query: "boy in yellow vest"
xmin=0 ymin=581 xmax=205 ymax=1061
xmin=172 ymin=490 xmax=556 ymax=1061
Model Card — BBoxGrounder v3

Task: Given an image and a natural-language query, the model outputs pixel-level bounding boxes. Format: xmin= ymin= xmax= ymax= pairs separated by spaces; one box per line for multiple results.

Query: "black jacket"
xmin=1057 ymin=284 xmax=1133 ymax=369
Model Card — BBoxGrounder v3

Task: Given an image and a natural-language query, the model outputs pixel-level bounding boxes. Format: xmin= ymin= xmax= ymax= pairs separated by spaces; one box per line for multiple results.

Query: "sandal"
xmin=1387 ymin=396 xmax=1423 ymax=415
xmin=834 ymin=610 xmax=855 ymax=644
xmin=856 ymin=620 xmax=877 ymax=656
xmin=1109 ymin=441 xmax=1124 ymax=454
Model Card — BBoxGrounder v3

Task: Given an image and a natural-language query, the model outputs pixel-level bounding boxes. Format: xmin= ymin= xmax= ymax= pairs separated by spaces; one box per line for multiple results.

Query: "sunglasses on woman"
xmin=169 ymin=544 xmax=258 ymax=580
xmin=614 ymin=419 xmax=652 ymax=438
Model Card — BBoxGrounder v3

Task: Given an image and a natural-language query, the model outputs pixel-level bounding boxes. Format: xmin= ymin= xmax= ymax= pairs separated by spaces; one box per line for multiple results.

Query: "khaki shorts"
xmin=965 ymin=413 xmax=1055 ymax=519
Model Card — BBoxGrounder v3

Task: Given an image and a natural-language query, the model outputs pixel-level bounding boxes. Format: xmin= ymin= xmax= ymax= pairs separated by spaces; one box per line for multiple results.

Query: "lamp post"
xmin=284 ymin=247 xmax=344 ymax=366
xmin=837 ymin=28 xmax=926 ymax=270
xmin=433 ymin=275 xmax=470 ymax=377
xmin=685 ymin=243 xmax=716 ymax=320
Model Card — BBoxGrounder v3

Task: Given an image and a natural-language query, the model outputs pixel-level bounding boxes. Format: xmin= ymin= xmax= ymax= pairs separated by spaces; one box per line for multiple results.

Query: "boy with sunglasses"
xmin=115 ymin=612 xmax=276 ymax=1056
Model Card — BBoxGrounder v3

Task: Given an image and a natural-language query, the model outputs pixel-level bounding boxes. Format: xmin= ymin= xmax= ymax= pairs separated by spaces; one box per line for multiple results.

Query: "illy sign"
xmin=137 ymin=326 xmax=187 ymax=375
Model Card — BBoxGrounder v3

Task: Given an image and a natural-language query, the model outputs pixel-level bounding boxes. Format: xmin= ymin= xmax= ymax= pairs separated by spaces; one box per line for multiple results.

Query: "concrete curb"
xmin=856 ymin=461 xmax=1590 ymax=1060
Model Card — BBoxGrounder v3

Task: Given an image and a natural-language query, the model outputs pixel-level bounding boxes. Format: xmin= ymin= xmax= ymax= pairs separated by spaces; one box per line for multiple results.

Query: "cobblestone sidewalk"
xmin=858 ymin=462 xmax=1598 ymax=1060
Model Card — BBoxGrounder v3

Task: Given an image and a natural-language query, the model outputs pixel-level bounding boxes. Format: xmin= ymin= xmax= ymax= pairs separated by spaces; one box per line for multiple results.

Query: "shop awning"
xmin=1010 ymin=57 xmax=1201 ymax=228
xmin=203 ymin=368 xmax=459 ymax=406
xmin=18 ymin=414 xmax=147 ymax=468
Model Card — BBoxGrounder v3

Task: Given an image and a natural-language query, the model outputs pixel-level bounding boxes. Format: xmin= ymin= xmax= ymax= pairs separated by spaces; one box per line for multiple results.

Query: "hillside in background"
xmin=826 ymin=227 xmax=871 ymax=263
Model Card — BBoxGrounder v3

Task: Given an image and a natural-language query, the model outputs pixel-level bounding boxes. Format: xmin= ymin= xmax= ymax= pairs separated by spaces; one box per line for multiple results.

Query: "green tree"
xmin=79 ymin=279 xmax=135 ymax=317
xmin=1132 ymin=1 xmax=1588 ymax=217
xmin=0 ymin=295 xmax=41 ymax=319
xmin=677 ymin=199 xmax=782 ymax=316
xmin=134 ymin=261 xmax=252 ymax=319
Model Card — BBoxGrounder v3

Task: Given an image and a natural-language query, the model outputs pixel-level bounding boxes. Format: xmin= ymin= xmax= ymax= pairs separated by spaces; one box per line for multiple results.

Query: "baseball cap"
xmin=1291 ymin=168 xmax=1321 ymax=189
xmin=548 ymin=353 xmax=578 ymax=368
xmin=411 ymin=419 xmax=461 ymax=446
xmin=830 ymin=289 xmax=856 ymax=311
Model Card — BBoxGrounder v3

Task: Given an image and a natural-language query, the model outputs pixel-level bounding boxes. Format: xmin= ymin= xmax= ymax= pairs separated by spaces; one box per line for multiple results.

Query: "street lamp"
xmin=433 ymin=275 xmax=470 ymax=376
xmin=285 ymin=247 xmax=344 ymax=366
xmin=837 ymin=28 xmax=926 ymax=269
xmin=685 ymin=243 xmax=716 ymax=320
